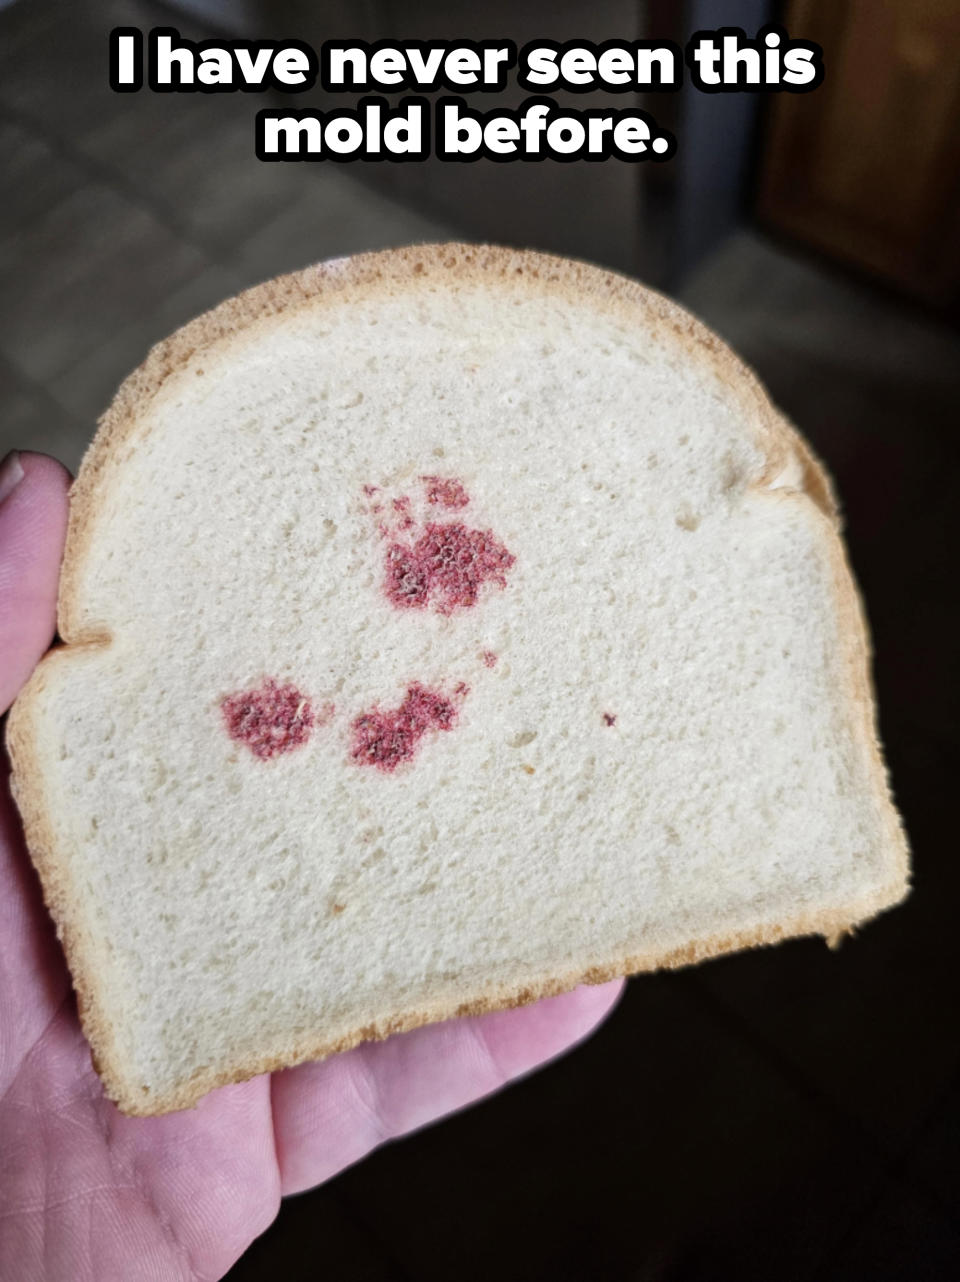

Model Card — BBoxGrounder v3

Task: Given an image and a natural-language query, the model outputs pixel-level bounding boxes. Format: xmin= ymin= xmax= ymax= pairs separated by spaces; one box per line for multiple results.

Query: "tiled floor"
xmin=2 ymin=2 xmax=959 ymax=1280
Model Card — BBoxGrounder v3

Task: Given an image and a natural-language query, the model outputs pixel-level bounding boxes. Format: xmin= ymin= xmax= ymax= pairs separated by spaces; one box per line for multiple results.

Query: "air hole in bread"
xmin=675 ymin=508 xmax=701 ymax=532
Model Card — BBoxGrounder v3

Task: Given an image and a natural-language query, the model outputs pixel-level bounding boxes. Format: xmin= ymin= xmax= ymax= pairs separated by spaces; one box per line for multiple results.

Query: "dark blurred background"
xmin=2 ymin=0 xmax=958 ymax=1278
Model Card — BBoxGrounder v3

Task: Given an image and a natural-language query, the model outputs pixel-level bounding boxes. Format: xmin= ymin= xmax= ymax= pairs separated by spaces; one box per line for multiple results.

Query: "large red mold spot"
xmin=351 ymin=682 xmax=463 ymax=772
xmin=222 ymin=679 xmax=316 ymax=760
xmin=385 ymin=521 xmax=515 ymax=614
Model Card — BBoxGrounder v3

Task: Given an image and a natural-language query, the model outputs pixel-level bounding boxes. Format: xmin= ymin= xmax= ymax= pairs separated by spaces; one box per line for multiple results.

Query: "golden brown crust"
xmin=5 ymin=243 xmax=910 ymax=1116
xmin=6 ymin=648 xmax=131 ymax=1098
xmin=107 ymin=889 xmax=905 ymax=1116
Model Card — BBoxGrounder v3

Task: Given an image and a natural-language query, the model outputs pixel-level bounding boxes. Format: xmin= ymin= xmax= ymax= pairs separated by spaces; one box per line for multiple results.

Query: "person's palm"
xmin=0 ymin=454 xmax=622 ymax=1281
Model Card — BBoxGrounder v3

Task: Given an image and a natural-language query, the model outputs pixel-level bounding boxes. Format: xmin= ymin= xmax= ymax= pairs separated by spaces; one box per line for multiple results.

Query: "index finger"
xmin=271 ymin=978 xmax=624 ymax=1195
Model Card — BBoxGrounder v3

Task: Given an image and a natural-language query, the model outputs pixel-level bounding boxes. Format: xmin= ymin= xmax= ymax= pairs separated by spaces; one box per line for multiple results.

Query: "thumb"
xmin=0 ymin=452 xmax=71 ymax=715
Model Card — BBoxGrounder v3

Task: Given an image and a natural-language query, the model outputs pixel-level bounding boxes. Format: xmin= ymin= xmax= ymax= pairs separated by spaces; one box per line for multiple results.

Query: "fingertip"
xmin=0 ymin=449 xmax=72 ymax=713
xmin=474 ymin=977 xmax=625 ymax=1080
xmin=569 ymin=976 xmax=626 ymax=1025
xmin=17 ymin=449 xmax=73 ymax=493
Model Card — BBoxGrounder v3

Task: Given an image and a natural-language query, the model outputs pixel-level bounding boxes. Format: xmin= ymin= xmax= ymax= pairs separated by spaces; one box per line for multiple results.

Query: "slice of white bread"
xmin=7 ymin=244 xmax=909 ymax=1115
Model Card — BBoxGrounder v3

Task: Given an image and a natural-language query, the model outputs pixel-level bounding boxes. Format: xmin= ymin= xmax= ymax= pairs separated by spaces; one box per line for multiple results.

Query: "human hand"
xmin=0 ymin=451 xmax=623 ymax=1281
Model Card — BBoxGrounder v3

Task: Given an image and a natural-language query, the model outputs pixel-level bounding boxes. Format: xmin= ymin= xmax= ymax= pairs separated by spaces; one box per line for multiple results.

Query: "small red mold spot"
xmin=454 ymin=681 xmax=470 ymax=697
xmin=421 ymin=475 xmax=470 ymax=509
xmin=363 ymin=484 xmax=380 ymax=497
xmin=603 ymin=713 xmax=617 ymax=727
xmin=385 ymin=521 xmax=514 ymax=615
xmin=391 ymin=495 xmax=415 ymax=530
xmin=221 ymin=679 xmax=315 ymax=760
xmin=351 ymin=682 xmax=461 ymax=772
xmin=481 ymin=650 xmax=498 ymax=668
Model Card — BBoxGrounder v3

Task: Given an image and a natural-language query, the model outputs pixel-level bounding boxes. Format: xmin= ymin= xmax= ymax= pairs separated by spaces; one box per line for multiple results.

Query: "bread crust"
xmin=5 ymin=243 xmax=910 ymax=1115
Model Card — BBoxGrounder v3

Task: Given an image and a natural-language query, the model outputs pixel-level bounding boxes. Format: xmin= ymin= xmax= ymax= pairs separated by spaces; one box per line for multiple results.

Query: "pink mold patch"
xmin=392 ymin=495 xmax=415 ymax=530
xmin=362 ymin=472 xmax=514 ymax=615
xmin=222 ymin=679 xmax=316 ymax=760
xmin=421 ymin=475 xmax=470 ymax=509
xmin=385 ymin=521 xmax=515 ymax=614
xmin=351 ymin=682 xmax=464 ymax=772
xmin=481 ymin=650 xmax=498 ymax=668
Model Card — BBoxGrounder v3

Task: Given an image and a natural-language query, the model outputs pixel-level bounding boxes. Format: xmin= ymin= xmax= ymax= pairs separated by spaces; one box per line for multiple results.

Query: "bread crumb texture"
xmin=6 ymin=244 xmax=909 ymax=1114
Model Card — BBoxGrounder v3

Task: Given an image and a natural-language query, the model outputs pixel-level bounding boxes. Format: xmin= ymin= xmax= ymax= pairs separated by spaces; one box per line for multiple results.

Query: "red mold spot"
xmin=481 ymin=650 xmax=498 ymax=668
xmin=222 ymin=679 xmax=315 ymax=760
xmin=351 ymin=682 xmax=463 ymax=772
xmin=421 ymin=475 xmax=470 ymax=509
xmin=385 ymin=543 xmax=431 ymax=607
xmin=603 ymin=713 xmax=617 ymax=727
xmin=392 ymin=495 xmax=415 ymax=530
xmin=362 ymin=484 xmax=380 ymax=497
xmin=385 ymin=521 xmax=514 ymax=614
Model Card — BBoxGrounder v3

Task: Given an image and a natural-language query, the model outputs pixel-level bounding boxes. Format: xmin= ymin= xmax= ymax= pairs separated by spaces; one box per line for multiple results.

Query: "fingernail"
xmin=0 ymin=451 xmax=24 ymax=507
